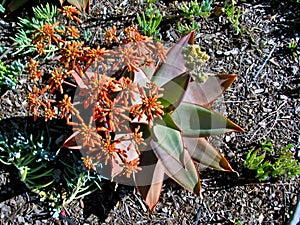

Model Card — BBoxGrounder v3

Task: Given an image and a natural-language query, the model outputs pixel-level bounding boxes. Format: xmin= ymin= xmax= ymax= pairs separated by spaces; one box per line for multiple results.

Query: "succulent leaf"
xmin=183 ymin=74 xmax=237 ymax=107
xmin=151 ymin=140 xmax=201 ymax=194
xmin=135 ymin=150 xmax=165 ymax=210
xmin=152 ymin=31 xmax=195 ymax=87
xmin=184 ymin=137 xmax=235 ymax=172
xmin=136 ymin=160 xmax=165 ymax=211
xmin=152 ymin=124 xmax=185 ymax=166
xmin=159 ymin=71 xmax=190 ymax=112
xmin=63 ymin=130 xmax=82 ymax=149
xmin=134 ymin=68 xmax=152 ymax=89
xmin=139 ymin=64 xmax=156 ymax=81
xmin=158 ymin=114 xmax=181 ymax=132
xmin=172 ymin=102 xmax=243 ymax=137
xmin=71 ymin=70 xmax=89 ymax=96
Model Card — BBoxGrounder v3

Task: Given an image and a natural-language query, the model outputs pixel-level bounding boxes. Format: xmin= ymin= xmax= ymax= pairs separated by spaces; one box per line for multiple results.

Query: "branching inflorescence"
xmin=25 ymin=6 xmax=167 ymax=184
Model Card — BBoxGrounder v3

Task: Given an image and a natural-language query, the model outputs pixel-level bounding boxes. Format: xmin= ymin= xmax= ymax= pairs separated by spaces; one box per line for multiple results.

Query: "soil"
xmin=0 ymin=0 xmax=300 ymax=224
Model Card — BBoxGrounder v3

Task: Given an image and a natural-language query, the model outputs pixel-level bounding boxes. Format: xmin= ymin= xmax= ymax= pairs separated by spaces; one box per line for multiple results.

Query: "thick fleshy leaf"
xmin=151 ymin=140 xmax=201 ymax=194
xmin=71 ymin=70 xmax=89 ymax=96
xmin=183 ymin=74 xmax=237 ymax=107
xmin=152 ymin=124 xmax=185 ymax=166
xmin=110 ymin=136 xmax=141 ymax=184
xmin=183 ymin=137 xmax=235 ymax=172
xmin=134 ymin=68 xmax=152 ymax=88
xmin=172 ymin=102 xmax=243 ymax=137
xmin=131 ymin=68 xmax=152 ymax=105
xmin=159 ymin=71 xmax=190 ymax=112
xmin=152 ymin=32 xmax=194 ymax=87
xmin=63 ymin=131 xmax=82 ymax=149
xmin=157 ymin=114 xmax=181 ymax=132
xmin=136 ymin=160 xmax=165 ymax=211
xmin=135 ymin=149 xmax=165 ymax=210
xmin=139 ymin=64 xmax=156 ymax=80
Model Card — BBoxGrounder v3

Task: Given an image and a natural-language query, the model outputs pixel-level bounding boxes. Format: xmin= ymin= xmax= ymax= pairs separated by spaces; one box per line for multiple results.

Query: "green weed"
xmin=0 ymin=59 xmax=24 ymax=93
xmin=224 ymin=1 xmax=242 ymax=35
xmin=137 ymin=0 xmax=162 ymax=37
xmin=244 ymin=139 xmax=300 ymax=181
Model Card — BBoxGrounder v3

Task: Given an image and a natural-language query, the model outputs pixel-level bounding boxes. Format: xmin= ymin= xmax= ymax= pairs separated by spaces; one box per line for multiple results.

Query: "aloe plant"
xmin=129 ymin=32 xmax=243 ymax=210
xmin=62 ymin=31 xmax=243 ymax=210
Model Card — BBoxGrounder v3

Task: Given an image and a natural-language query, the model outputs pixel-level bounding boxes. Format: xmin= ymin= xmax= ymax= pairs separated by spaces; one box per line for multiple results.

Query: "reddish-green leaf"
xmin=183 ymin=74 xmax=237 ymax=107
xmin=151 ymin=140 xmax=201 ymax=194
xmin=139 ymin=64 xmax=156 ymax=80
xmin=158 ymin=71 xmax=190 ymax=112
xmin=135 ymin=150 xmax=165 ymax=210
xmin=152 ymin=31 xmax=194 ymax=87
xmin=152 ymin=124 xmax=185 ymax=166
xmin=184 ymin=137 xmax=235 ymax=172
xmin=71 ymin=70 xmax=89 ymax=96
xmin=172 ymin=102 xmax=243 ymax=137
xmin=157 ymin=114 xmax=181 ymax=132
xmin=136 ymin=160 xmax=165 ymax=211
xmin=63 ymin=131 xmax=82 ymax=149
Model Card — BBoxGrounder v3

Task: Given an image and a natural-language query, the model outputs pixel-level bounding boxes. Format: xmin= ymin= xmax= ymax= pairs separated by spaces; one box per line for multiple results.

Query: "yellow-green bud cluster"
xmin=182 ymin=45 xmax=209 ymax=82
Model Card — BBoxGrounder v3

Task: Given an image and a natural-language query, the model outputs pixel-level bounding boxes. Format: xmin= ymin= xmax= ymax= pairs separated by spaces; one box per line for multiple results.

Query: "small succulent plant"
xmin=0 ymin=131 xmax=55 ymax=190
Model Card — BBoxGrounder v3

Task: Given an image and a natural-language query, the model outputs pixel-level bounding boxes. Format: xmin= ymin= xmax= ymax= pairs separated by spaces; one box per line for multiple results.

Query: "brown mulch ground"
xmin=0 ymin=0 xmax=299 ymax=224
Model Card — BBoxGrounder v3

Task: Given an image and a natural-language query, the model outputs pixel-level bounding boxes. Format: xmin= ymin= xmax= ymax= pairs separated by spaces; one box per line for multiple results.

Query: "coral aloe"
xmin=23 ymin=11 xmax=242 ymax=209
xmin=62 ymin=31 xmax=243 ymax=210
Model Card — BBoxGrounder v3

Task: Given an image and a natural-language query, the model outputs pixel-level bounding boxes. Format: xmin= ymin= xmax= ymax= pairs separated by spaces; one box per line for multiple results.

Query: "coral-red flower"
xmin=82 ymin=156 xmax=96 ymax=171
xmin=34 ymin=22 xmax=64 ymax=45
xmin=60 ymin=41 xmax=84 ymax=70
xmin=130 ymin=84 xmax=164 ymax=125
xmin=67 ymin=114 xmax=102 ymax=149
xmin=27 ymin=59 xmax=43 ymax=82
xmin=44 ymin=101 xmax=56 ymax=121
xmin=58 ymin=6 xmax=82 ymax=23
xmin=27 ymin=85 xmax=46 ymax=121
xmin=57 ymin=94 xmax=78 ymax=123
xmin=105 ymin=26 xmax=118 ymax=46
xmin=121 ymin=157 xmax=141 ymax=178
xmin=43 ymin=67 xmax=73 ymax=94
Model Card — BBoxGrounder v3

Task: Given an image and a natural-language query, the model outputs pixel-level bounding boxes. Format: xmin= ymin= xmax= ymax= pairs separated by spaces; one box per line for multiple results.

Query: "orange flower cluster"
xmin=67 ymin=70 xmax=163 ymax=177
xmin=112 ymin=27 xmax=167 ymax=71
xmin=58 ymin=6 xmax=82 ymax=23
xmin=130 ymin=83 xmax=164 ymax=125
xmin=27 ymin=59 xmax=42 ymax=82
xmin=25 ymin=7 xmax=167 ymax=178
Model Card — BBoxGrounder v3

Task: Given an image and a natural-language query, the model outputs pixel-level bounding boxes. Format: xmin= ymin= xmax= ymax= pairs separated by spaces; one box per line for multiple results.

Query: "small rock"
xmin=258 ymin=121 xmax=266 ymax=128
xmin=268 ymin=39 xmax=276 ymax=45
xmin=258 ymin=214 xmax=264 ymax=224
xmin=216 ymin=50 xmax=223 ymax=55
xmin=280 ymin=95 xmax=288 ymax=100
xmin=224 ymin=48 xmax=239 ymax=56
xmin=225 ymin=135 xmax=231 ymax=142
xmin=254 ymin=88 xmax=264 ymax=94
xmin=291 ymin=65 xmax=299 ymax=75
xmin=228 ymin=151 xmax=235 ymax=158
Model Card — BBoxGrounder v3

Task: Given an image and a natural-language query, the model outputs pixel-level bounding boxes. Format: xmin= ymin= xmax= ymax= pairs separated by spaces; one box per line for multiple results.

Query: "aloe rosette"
xmin=65 ymin=30 xmax=243 ymax=210
xmin=129 ymin=31 xmax=243 ymax=210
